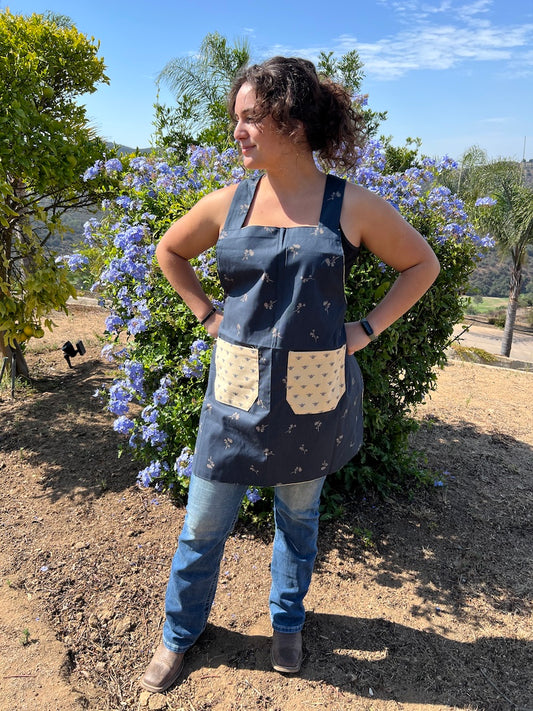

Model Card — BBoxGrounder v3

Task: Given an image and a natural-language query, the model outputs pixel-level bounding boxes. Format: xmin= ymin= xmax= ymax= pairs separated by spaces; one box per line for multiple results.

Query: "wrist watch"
xmin=360 ymin=318 xmax=378 ymax=342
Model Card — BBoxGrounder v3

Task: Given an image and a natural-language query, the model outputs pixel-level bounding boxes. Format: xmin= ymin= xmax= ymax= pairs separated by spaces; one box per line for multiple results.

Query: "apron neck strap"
xmin=318 ymin=174 xmax=346 ymax=232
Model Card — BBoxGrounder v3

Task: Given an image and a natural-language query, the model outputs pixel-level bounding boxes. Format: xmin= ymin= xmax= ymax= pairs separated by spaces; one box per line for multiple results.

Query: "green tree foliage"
xmin=317 ymin=51 xmax=423 ymax=174
xmin=317 ymin=50 xmax=388 ymax=140
xmin=382 ymin=137 xmax=423 ymax=173
xmin=153 ymin=32 xmax=250 ymax=156
xmin=0 ymin=10 xmax=109 ymax=376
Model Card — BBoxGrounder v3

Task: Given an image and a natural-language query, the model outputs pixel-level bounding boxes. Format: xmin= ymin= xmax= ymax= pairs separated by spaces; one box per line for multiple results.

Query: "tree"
xmin=317 ymin=50 xmax=388 ymax=139
xmin=317 ymin=50 xmax=423 ymax=174
xmin=153 ymin=32 xmax=250 ymax=155
xmin=448 ymin=147 xmax=533 ymax=357
xmin=483 ymin=180 xmax=533 ymax=356
xmin=0 ymin=10 xmax=109 ymax=378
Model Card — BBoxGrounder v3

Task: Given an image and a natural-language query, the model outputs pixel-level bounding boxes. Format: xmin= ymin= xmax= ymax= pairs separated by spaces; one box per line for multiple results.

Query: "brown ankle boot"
xmin=271 ymin=630 xmax=302 ymax=673
xmin=141 ymin=642 xmax=185 ymax=693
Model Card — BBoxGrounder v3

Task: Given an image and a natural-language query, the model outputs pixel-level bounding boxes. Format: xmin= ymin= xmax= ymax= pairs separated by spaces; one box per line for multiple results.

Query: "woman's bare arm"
xmin=155 ymin=185 xmax=237 ymax=336
xmin=341 ymin=184 xmax=441 ymax=353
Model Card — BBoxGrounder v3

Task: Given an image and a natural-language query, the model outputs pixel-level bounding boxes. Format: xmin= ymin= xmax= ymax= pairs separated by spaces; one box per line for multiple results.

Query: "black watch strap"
xmin=360 ymin=318 xmax=377 ymax=341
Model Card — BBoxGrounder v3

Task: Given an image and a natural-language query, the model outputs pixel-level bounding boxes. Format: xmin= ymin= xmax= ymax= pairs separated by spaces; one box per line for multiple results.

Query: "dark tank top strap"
xmin=221 ymin=176 xmax=261 ymax=231
xmin=319 ymin=174 xmax=346 ymax=233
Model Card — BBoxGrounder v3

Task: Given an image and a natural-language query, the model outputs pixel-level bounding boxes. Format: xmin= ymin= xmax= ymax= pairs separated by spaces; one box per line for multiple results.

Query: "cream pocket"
xmin=286 ymin=345 xmax=346 ymax=415
xmin=214 ymin=338 xmax=259 ymax=411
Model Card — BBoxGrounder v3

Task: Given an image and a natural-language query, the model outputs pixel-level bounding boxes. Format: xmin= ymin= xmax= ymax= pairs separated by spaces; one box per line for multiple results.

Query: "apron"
xmin=191 ymin=174 xmax=364 ymax=486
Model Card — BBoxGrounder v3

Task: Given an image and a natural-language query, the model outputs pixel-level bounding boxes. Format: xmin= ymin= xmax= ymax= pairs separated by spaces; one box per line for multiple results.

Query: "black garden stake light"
xmin=62 ymin=340 xmax=86 ymax=368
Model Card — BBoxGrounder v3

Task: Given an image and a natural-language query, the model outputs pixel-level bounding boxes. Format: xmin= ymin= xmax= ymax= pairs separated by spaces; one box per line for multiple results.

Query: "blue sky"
xmin=3 ymin=0 xmax=533 ymax=161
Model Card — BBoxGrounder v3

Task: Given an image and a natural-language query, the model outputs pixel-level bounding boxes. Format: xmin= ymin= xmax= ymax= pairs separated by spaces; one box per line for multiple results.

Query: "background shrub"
xmin=74 ymin=142 xmax=488 ymax=517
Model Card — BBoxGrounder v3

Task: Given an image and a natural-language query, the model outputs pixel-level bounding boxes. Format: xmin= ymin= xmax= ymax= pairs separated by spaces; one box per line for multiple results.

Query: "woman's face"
xmin=233 ymin=83 xmax=296 ymax=170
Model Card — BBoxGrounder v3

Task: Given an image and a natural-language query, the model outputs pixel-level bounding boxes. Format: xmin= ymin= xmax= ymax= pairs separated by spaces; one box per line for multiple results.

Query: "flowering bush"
xmin=75 ymin=142 xmax=489 ymax=515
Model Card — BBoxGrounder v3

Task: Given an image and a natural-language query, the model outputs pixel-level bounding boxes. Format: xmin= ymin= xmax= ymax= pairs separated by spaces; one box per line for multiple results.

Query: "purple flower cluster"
xmin=475 ymin=196 xmax=497 ymax=207
xmin=105 ymin=158 xmax=123 ymax=174
xmin=194 ymin=248 xmax=217 ymax=279
xmin=83 ymin=161 xmax=103 ymax=181
xmin=138 ymin=460 xmax=169 ymax=488
xmin=153 ymin=375 xmax=171 ymax=406
xmin=83 ymin=218 xmax=101 ymax=247
xmin=113 ymin=415 xmax=135 ymax=434
xmin=246 ymin=487 xmax=262 ymax=504
xmin=182 ymin=338 xmax=209 ymax=379
xmin=111 ymin=369 xmax=171 ymax=461
xmin=342 ymin=142 xmax=488 ymax=251
xmin=63 ymin=254 xmax=89 ymax=271
xmin=175 ymin=446 xmax=194 ymax=478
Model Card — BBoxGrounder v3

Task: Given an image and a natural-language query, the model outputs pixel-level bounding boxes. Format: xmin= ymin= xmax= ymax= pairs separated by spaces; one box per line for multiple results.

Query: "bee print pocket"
xmin=286 ymin=345 xmax=346 ymax=415
xmin=215 ymin=338 xmax=259 ymax=411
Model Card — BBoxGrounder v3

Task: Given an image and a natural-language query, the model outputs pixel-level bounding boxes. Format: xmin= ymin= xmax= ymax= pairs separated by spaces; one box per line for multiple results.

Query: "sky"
xmin=3 ymin=0 xmax=533 ymax=162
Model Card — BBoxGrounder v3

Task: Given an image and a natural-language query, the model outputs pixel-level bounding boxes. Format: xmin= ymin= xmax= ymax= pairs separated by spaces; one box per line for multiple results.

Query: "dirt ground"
xmin=0 ymin=305 xmax=532 ymax=711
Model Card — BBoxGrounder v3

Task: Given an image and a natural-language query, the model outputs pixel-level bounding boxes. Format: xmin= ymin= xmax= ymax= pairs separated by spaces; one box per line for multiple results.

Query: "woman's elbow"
xmin=155 ymin=239 xmax=167 ymax=268
xmin=429 ymin=252 xmax=441 ymax=283
xmin=155 ymin=235 xmax=178 ymax=269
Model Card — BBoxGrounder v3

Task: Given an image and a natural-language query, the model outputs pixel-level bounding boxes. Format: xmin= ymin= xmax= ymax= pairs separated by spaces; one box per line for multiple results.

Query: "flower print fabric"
xmin=192 ymin=174 xmax=364 ymax=486
xmin=286 ymin=345 xmax=346 ymax=415
xmin=214 ymin=339 xmax=259 ymax=410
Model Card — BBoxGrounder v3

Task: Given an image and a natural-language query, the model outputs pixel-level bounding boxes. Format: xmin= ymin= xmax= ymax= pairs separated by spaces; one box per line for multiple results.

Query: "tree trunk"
xmin=500 ymin=262 xmax=523 ymax=357
xmin=0 ymin=336 xmax=29 ymax=382
xmin=0 ymin=179 xmax=31 ymax=383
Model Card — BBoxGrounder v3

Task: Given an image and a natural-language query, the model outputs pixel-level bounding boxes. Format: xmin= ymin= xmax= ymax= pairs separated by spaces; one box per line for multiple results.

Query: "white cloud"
xmin=335 ymin=5 xmax=533 ymax=80
xmin=479 ymin=116 xmax=512 ymax=125
xmin=331 ymin=3 xmax=533 ymax=80
xmin=264 ymin=0 xmax=533 ymax=81
xmin=457 ymin=0 xmax=492 ymax=19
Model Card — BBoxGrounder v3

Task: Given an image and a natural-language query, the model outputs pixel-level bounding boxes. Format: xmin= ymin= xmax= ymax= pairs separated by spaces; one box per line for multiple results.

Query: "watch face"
xmin=361 ymin=319 xmax=377 ymax=341
xmin=361 ymin=319 xmax=373 ymax=336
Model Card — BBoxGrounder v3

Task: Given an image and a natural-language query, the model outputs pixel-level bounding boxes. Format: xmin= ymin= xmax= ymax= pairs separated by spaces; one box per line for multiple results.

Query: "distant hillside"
xmin=46 ymin=205 xmax=103 ymax=254
xmin=105 ymin=142 xmax=151 ymax=156
xmin=468 ymin=245 xmax=533 ymax=298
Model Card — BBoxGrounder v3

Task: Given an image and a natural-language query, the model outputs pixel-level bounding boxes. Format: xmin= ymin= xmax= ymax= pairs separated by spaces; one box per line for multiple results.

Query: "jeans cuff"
xmin=162 ymin=636 xmax=192 ymax=655
xmin=272 ymin=625 xmax=304 ymax=634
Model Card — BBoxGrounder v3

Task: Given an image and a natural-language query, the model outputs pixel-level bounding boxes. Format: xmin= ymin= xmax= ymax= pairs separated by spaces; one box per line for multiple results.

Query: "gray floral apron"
xmin=192 ymin=174 xmax=364 ymax=486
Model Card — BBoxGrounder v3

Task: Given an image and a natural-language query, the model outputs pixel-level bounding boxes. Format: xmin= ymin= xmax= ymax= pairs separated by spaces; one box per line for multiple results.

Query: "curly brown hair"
xmin=227 ymin=56 xmax=366 ymax=171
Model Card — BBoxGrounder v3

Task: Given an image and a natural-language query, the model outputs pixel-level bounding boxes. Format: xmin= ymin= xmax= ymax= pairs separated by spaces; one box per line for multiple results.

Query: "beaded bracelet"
xmin=200 ymin=306 xmax=217 ymax=326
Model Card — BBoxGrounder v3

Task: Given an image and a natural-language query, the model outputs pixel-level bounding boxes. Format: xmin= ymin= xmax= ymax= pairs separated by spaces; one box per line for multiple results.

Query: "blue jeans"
xmin=163 ymin=473 xmax=326 ymax=653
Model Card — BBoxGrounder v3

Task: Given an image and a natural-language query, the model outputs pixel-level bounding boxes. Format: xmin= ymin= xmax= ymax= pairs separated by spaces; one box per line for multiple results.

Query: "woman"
xmin=141 ymin=57 xmax=440 ymax=693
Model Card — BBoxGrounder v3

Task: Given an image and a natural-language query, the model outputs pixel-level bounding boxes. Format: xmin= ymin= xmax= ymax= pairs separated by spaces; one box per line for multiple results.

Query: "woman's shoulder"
xmin=189 ymin=182 xmax=240 ymax=227
xmin=198 ymin=182 xmax=239 ymax=209
xmin=343 ymin=179 xmax=379 ymax=204
xmin=342 ymin=179 xmax=395 ymax=219
xmin=340 ymin=180 xmax=396 ymax=246
xmin=196 ymin=176 xmax=262 ymax=226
